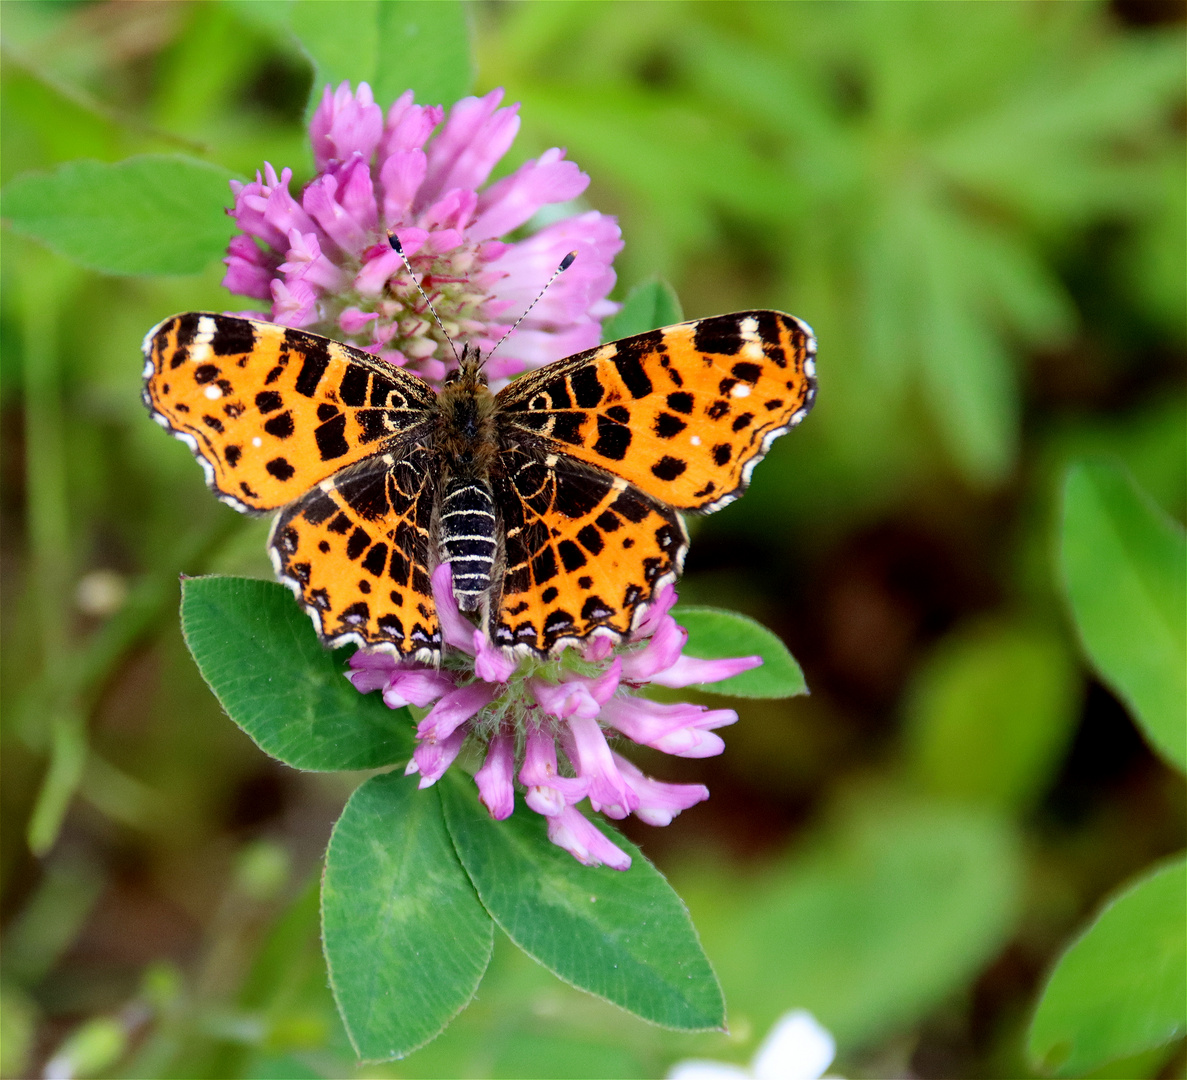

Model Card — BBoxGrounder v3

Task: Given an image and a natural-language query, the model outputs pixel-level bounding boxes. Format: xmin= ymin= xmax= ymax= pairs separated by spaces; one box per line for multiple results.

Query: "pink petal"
xmin=335 ymin=153 xmax=380 ymax=236
xmin=612 ymin=753 xmax=709 ymax=826
xmin=270 ymin=277 xmax=319 ymax=328
xmin=430 ymin=563 xmax=478 ymax=655
xmin=469 ymin=148 xmax=589 ymax=241
xmin=650 ymin=653 xmax=763 ymax=689
xmin=278 ymin=229 xmax=346 ymax=292
xmin=416 ymin=681 xmax=497 ymax=742
xmin=475 ymin=734 xmax=515 ymax=820
xmin=345 ymin=649 xmax=400 ymax=693
xmin=619 ymin=617 xmax=686 ymax=683
xmin=421 ymin=187 xmax=478 ymax=232
xmin=380 ymin=92 xmax=442 ymax=157
xmin=600 ymin=697 xmax=737 ymax=758
xmin=562 ymin=715 xmax=638 ymax=820
xmin=380 ymin=150 xmax=428 ymax=221
xmin=529 ymin=658 xmax=622 ymax=720
xmin=382 ymin=668 xmax=455 ymax=710
xmin=302 ymin=174 xmax=370 ymax=256
xmin=473 ymin=631 xmax=516 ymax=683
xmin=408 ymin=725 xmax=467 ymax=788
xmin=417 ymin=89 xmax=519 ymax=211
xmin=519 ymin=729 xmax=587 ymax=813
xmin=636 ymin=583 xmax=678 ymax=638
xmin=339 ymin=306 xmax=379 ymax=335
xmin=310 ymin=80 xmax=383 ymax=169
xmin=545 ymin=806 xmax=632 ymax=871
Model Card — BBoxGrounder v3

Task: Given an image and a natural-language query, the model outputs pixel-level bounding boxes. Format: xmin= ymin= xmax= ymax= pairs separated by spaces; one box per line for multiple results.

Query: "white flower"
xmin=668 ymin=1010 xmax=840 ymax=1080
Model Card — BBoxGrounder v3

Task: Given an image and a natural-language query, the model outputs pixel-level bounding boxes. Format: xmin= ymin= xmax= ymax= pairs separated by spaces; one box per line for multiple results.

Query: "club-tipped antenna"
xmin=486 ymin=250 xmax=578 ymax=363
xmin=387 ymin=232 xmax=461 ymax=366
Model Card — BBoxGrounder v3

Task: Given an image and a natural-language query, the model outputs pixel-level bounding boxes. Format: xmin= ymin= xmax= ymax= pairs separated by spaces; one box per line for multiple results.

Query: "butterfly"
xmin=142 ymin=310 xmax=816 ymax=661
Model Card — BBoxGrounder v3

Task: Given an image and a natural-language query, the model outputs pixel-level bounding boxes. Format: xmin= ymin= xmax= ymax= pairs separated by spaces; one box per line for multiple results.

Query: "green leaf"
xmin=322 ymin=773 xmax=493 ymax=1061
xmin=683 ymin=795 xmax=1022 ymax=1049
xmin=180 ymin=576 xmax=413 ymax=771
xmin=673 ymin=606 xmax=807 ymax=698
xmin=904 ymin=621 xmax=1081 ymax=810
xmin=603 ymin=278 xmax=684 ymax=341
xmin=288 ymin=0 xmax=379 ymax=98
xmin=1 ymin=156 xmax=237 ymax=275
xmin=1060 ymin=461 xmax=1187 ymax=772
xmin=374 ymin=1 xmax=474 ymax=108
xmin=1028 ymin=856 xmax=1187 ymax=1077
xmin=289 ymin=0 xmax=473 ymax=110
xmin=438 ymin=775 xmax=725 ymax=1032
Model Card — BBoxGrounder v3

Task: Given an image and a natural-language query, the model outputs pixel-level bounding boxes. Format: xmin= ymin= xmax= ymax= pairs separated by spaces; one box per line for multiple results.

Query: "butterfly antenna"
xmin=486 ymin=250 xmax=578 ymax=363
xmin=387 ymin=232 xmax=462 ymax=366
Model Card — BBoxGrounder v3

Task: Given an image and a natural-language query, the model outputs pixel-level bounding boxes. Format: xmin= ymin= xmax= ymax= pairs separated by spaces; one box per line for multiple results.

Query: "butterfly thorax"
xmin=435 ymin=350 xmax=500 ymax=611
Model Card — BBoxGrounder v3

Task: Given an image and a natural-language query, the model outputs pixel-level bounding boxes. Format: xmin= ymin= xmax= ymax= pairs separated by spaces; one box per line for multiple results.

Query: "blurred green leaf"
xmin=439 ymin=775 xmax=725 ymax=1033
xmin=1028 ymin=856 xmax=1186 ymax=1077
xmin=603 ymin=278 xmax=684 ymax=341
xmin=322 ymin=772 xmax=492 ymax=1061
xmin=1060 ymin=461 xmax=1187 ymax=772
xmin=45 ymin=1017 xmax=127 ymax=1079
xmin=289 ymin=0 xmax=472 ymax=110
xmin=674 ymin=606 xmax=806 ymax=699
xmin=904 ymin=621 xmax=1081 ymax=810
xmin=180 ymin=576 xmax=414 ymax=771
xmin=1 ymin=155 xmax=237 ymax=275
xmin=681 ymin=795 xmax=1022 ymax=1049
xmin=374 ymin=1 xmax=474 ymax=108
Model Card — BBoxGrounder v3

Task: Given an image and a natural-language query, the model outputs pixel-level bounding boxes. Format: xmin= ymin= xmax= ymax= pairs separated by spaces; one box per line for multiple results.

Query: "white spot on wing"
xmin=252 ymin=436 xmax=263 ymax=447
xmin=204 ymin=384 xmax=222 ymax=400
xmin=690 ymin=435 xmax=702 ymax=446
xmin=731 ymin=383 xmax=751 ymax=398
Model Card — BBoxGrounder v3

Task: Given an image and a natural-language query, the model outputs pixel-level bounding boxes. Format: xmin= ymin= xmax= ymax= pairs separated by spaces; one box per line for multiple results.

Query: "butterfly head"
xmin=444 ymin=341 xmax=487 ymax=388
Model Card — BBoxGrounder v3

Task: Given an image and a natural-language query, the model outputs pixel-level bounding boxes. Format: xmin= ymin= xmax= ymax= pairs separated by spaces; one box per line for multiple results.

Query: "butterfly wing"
xmin=488 ymin=440 xmax=687 ymax=655
xmin=495 ymin=311 xmax=815 ymax=513
xmin=143 ymin=313 xmax=438 ymax=512
xmin=270 ymin=442 xmax=441 ymax=659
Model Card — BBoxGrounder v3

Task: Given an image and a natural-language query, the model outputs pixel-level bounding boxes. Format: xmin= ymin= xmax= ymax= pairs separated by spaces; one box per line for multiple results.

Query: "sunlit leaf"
xmin=674 ymin=607 xmax=806 ymax=699
xmin=1060 ymin=461 xmax=1187 ymax=772
xmin=603 ymin=278 xmax=684 ymax=341
xmin=1 ymin=156 xmax=237 ymax=275
xmin=289 ymin=0 xmax=472 ymax=110
xmin=181 ymin=576 xmax=414 ymax=771
xmin=323 ymin=773 xmax=493 ymax=1061
xmin=439 ymin=776 xmax=725 ymax=1032
xmin=1028 ymin=857 xmax=1186 ymax=1077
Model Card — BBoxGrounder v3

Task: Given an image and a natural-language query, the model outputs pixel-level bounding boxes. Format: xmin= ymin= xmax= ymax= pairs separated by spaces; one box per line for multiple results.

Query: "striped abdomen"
xmin=440 ymin=479 xmax=497 ymax=611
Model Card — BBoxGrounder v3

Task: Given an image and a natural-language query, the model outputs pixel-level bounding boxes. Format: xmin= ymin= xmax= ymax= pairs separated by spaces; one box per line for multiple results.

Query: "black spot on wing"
xmin=694 ymin=315 xmax=743 ymax=356
xmin=593 ymin=415 xmax=631 ymax=460
xmin=315 ymin=413 xmax=350 ymax=460
xmin=211 ymin=319 xmax=256 ymax=356
xmin=612 ymin=335 xmax=658 ymax=399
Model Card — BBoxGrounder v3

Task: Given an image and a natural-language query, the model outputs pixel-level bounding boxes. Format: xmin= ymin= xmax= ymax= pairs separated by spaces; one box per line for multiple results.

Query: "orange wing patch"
xmin=269 ymin=449 xmax=441 ymax=659
xmin=488 ymin=446 xmax=687 ymax=655
xmin=497 ymin=310 xmax=815 ymax=512
xmin=143 ymin=313 xmax=437 ymax=512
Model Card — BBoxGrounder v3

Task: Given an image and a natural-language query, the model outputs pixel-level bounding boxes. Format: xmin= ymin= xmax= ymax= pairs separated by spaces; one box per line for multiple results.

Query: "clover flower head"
xmin=348 ymin=564 xmax=763 ymax=869
xmin=224 ymin=82 xmax=622 ymax=387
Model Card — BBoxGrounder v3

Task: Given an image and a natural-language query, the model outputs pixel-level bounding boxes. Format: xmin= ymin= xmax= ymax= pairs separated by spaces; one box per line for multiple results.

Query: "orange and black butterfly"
xmin=143 ymin=310 xmax=816 ymax=661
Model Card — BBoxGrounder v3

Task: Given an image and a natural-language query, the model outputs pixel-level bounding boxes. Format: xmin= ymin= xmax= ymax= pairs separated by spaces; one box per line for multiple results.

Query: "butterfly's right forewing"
xmin=143 ymin=313 xmax=438 ymax=512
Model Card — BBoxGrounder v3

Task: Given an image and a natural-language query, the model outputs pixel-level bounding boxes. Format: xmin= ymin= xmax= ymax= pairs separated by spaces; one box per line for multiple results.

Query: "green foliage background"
xmin=1 ymin=2 xmax=1183 ymax=1078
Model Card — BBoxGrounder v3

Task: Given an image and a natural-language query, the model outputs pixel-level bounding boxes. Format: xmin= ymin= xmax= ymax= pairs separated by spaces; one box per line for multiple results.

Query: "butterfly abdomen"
xmin=440 ymin=479 xmax=497 ymax=611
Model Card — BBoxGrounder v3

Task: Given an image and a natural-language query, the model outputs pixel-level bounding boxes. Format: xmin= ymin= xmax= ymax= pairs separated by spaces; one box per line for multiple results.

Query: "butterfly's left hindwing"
xmin=143 ymin=313 xmax=437 ymax=512
xmin=488 ymin=444 xmax=688 ymax=655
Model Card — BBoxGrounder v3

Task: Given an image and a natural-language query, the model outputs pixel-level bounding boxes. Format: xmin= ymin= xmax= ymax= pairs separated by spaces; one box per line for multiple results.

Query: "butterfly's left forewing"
xmin=496 ymin=310 xmax=816 ymax=513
